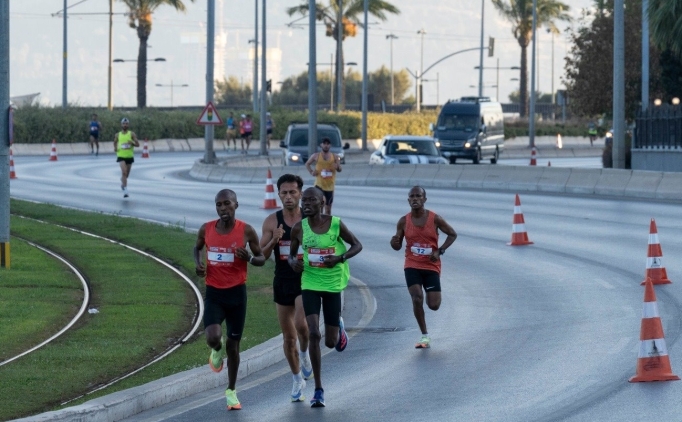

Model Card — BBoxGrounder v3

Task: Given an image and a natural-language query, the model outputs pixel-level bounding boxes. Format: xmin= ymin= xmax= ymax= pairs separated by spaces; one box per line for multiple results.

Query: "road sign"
xmin=196 ymin=101 xmax=223 ymax=125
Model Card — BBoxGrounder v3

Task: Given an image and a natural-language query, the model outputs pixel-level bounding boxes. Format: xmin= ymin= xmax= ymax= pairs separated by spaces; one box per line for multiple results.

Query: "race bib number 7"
xmin=307 ymin=247 xmax=335 ymax=267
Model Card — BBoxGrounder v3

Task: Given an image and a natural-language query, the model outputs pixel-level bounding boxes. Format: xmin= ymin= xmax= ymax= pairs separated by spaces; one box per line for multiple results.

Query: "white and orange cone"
xmin=9 ymin=148 xmax=17 ymax=179
xmin=529 ymin=147 xmax=537 ymax=166
xmin=641 ymin=218 xmax=671 ymax=286
xmin=260 ymin=169 xmax=280 ymax=210
xmin=48 ymin=139 xmax=58 ymax=161
xmin=507 ymin=194 xmax=533 ymax=246
xmin=629 ymin=278 xmax=680 ymax=382
xmin=141 ymin=139 xmax=150 ymax=158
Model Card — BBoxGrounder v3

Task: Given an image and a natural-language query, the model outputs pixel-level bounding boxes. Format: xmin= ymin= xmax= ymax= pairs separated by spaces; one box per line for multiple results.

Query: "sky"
xmin=8 ymin=0 xmax=595 ymax=108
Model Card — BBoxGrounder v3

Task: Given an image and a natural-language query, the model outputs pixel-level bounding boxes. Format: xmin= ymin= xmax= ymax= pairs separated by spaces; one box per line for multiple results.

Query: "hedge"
xmin=12 ymin=106 xmax=593 ymax=144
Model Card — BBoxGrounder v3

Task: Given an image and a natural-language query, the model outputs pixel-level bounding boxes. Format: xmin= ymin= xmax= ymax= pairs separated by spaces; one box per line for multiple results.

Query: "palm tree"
xmin=287 ymin=0 xmax=400 ymax=109
xmin=119 ymin=0 xmax=194 ymax=108
xmin=491 ymin=0 xmax=571 ymax=117
xmin=648 ymin=0 xmax=682 ymax=58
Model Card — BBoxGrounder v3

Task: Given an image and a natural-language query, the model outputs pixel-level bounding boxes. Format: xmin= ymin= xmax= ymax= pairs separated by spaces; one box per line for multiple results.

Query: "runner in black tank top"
xmin=260 ymin=174 xmax=313 ymax=402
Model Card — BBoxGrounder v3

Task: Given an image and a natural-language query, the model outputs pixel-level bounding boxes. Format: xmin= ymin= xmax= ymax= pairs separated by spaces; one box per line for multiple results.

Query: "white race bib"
xmin=120 ymin=143 xmax=131 ymax=149
xmin=321 ymin=169 xmax=333 ymax=178
xmin=207 ymin=250 xmax=234 ymax=263
xmin=279 ymin=240 xmax=302 ymax=260
xmin=307 ymin=247 xmax=335 ymax=267
xmin=410 ymin=246 xmax=433 ymax=256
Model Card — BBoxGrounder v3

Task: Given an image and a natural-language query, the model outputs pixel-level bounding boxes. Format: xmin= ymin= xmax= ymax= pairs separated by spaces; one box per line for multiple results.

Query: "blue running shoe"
xmin=301 ymin=355 xmax=313 ymax=380
xmin=335 ymin=316 xmax=348 ymax=352
xmin=310 ymin=388 xmax=325 ymax=408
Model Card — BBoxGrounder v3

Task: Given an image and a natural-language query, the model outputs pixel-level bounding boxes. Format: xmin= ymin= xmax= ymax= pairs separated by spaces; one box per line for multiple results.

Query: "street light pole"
xmin=62 ymin=0 xmax=68 ymax=108
xmin=1 ymin=0 xmax=9 ymax=268
xmin=330 ymin=53 xmax=334 ymax=111
xmin=253 ymin=0 xmax=259 ymax=113
xmin=386 ymin=34 xmax=398 ymax=105
xmin=361 ymin=0 xmax=368 ymax=151
xmin=529 ymin=0 xmax=538 ymax=148
xmin=642 ymin=0 xmax=649 ymax=111
xmin=417 ymin=28 xmax=426 ymax=112
xmin=260 ymin=0 xmax=267 ymax=155
xmin=336 ymin=0 xmax=343 ymax=111
xmin=108 ymin=0 xmax=113 ymax=111
xmin=478 ymin=0 xmax=484 ymax=98
xmin=613 ymin=0 xmax=625 ymax=168
xmin=496 ymin=58 xmax=499 ymax=101
xmin=308 ymin=0 xmax=318 ymax=159
xmin=204 ymin=0 xmax=216 ymax=164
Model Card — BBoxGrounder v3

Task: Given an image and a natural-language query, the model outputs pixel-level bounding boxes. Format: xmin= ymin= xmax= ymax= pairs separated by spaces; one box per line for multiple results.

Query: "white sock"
xmin=299 ymin=350 xmax=309 ymax=360
xmin=293 ymin=372 xmax=303 ymax=382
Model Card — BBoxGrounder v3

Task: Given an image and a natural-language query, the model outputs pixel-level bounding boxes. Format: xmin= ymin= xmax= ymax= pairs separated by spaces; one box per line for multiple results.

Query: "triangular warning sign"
xmin=196 ymin=101 xmax=223 ymax=125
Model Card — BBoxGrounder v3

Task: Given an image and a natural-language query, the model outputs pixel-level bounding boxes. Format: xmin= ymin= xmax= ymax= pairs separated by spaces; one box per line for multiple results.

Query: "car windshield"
xmin=386 ymin=140 xmax=439 ymax=156
xmin=437 ymin=114 xmax=479 ymax=132
xmin=289 ymin=129 xmax=341 ymax=147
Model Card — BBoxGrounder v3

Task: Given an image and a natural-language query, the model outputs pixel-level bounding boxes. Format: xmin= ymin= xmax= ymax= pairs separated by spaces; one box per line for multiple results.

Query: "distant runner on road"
xmin=305 ymin=138 xmax=342 ymax=215
xmin=288 ymin=186 xmax=362 ymax=408
xmin=390 ymin=186 xmax=457 ymax=349
xmin=194 ymin=189 xmax=265 ymax=411
xmin=88 ymin=113 xmax=102 ymax=156
xmin=260 ymin=174 xmax=313 ymax=403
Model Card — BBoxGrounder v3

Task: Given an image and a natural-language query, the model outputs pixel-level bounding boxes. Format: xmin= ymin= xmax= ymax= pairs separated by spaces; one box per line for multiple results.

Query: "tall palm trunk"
xmin=517 ymin=35 xmax=530 ymax=118
xmin=136 ymin=27 xmax=149 ymax=108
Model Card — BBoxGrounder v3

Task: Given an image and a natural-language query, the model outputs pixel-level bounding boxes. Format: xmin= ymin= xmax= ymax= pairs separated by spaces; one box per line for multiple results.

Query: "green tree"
xmin=286 ymin=0 xmax=400 ymax=109
xmin=119 ymin=0 xmax=194 ymax=108
xmin=564 ymin=0 xmax=662 ymax=118
xmin=491 ymin=0 xmax=571 ymax=117
xmin=214 ymin=76 xmax=253 ymax=106
xmin=508 ymin=90 xmax=553 ymax=103
xmin=648 ymin=0 xmax=682 ymax=59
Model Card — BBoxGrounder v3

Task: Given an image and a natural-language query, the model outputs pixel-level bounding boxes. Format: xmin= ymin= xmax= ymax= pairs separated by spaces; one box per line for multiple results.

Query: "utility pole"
xmin=204 ymin=0 xmax=216 ymax=164
xmin=417 ymin=28 xmax=426 ymax=112
xmin=613 ymin=0 xmax=626 ymax=168
xmin=108 ymin=0 xmax=113 ymax=111
xmin=478 ymin=0 xmax=484 ymax=98
xmin=1 ymin=0 xmax=9 ymax=268
xmin=253 ymin=0 xmax=259 ymax=113
xmin=308 ymin=0 xmax=318 ymax=158
xmin=62 ymin=0 xmax=68 ymax=108
xmin=642 ymin=0 xmax=649 ymax=111
xmin=259 ymin=0 xmax=267 ymax=155
xmin=361 ymin=0 xmax=368 ymax=151
xmin=528 ymin=0 xmax=538 ymax=148
xmin=336 ymin=0 xmax=343 ymax=111
xmin=386 ymin=34 xmax=398 ymax=105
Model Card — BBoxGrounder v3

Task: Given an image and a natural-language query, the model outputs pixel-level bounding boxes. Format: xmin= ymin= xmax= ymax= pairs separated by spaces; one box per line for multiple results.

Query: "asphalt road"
xmin=9 ymin=152 xmax=682 ymax=422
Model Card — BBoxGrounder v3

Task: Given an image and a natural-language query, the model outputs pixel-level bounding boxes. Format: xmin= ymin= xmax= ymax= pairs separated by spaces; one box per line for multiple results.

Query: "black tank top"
xmin=274 ymin=210 xmax=303 ymax=281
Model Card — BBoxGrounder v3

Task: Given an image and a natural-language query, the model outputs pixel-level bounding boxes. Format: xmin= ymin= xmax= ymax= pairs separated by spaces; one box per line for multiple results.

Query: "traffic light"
xmin=488 ymin=36 xmax=495 ymax=57
xmin=266 ymin=79 xmax=272 ymax=93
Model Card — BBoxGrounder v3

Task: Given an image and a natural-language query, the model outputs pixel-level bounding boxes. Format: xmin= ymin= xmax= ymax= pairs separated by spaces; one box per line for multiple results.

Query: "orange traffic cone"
xmin=48 ymin=139 xmax=58 ymax=161
xmin=629 ymin=279 xmax=680 ymax=382
xmin=640 ymin=218 xmax=671 ymax=285
xmin=9 ymin=148 xmax=17 ymax=179
xmin=141 ymin=139 xmax=150 ymax=158
xmin=507 ymin=194 xmax=533 ymax=246
xmin=529 ymin=147 xmax=537 ymax=166
xmin=260 ymin=169 xmax=280 ymax=210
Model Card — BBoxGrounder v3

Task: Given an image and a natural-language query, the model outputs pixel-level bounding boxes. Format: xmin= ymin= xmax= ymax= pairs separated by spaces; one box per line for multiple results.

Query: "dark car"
xmin=369 ymin=135 xmax=448 ymax=165
xmin=279 ymin=123 xmax=350 ymax=166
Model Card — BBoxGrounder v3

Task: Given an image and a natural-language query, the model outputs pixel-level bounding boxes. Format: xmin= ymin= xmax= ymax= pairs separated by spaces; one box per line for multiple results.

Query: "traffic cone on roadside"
xmin=141 ymin=139 xmax=150 ymax=158
xmin=507 ymin=194 xmax=533 ymax=246
xmin=641 ymin=218 xmax=672 ymax=285
xmin=48 ymin=139 xmax=58 ymax=161
xmin=9 ymin=148 xmax=17 ymax=179
xmin=629 ymin=278 xmax=680 ymax=382
xmin=529 ymin=147 xmax=537 ymax=166
xmin=260 ymin=169 xmax=280 ymax=209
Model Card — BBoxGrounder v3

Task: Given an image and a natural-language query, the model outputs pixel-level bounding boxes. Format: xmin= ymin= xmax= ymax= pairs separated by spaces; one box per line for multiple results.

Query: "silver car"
xmin=369 ymin=135 xmax=448 ymax=165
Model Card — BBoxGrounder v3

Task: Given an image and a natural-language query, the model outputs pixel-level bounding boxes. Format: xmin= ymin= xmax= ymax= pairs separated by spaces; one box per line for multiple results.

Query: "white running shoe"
xmin=291 ymin=378 xmax=306 ymax=402
xmin=301 ymin=355 xmax=313 ymax=380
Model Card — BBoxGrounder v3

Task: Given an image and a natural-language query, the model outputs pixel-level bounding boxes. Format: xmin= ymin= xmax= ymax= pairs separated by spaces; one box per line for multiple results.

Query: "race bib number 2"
xmin=307 ymin=247 xmax=335 ymax=267
xmin=208 ymin=249 xmax=234 ymax=264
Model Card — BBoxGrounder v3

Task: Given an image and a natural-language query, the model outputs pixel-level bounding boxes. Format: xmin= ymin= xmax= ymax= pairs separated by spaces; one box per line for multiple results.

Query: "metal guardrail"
xmin=635 ymin=104 xmax=682 ymax=149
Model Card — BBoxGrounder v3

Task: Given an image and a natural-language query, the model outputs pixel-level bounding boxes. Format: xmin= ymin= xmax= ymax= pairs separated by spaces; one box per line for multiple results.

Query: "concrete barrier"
xmin=431 ymin=165 xmax=463 ymax=188
xmin=537 ymin=167 xmax=571 ymax=192
xmin=409 ymin=164 xmax=441 ymax=186
xmin=655 ymin=172 xmax=682 ymax=200
xmin=482 ymin=165 xmax=514 ymax=190
xmin=564 ymin=168 xmax=601 ymax=195
xmin=594 ymin=168 xmax=632 ymax=196
xmin=507 ymin=166 xmax=545 ymax=192
xmin=367 ymin=164 xmax=415 ymax=187
xmin=457 ymin=165 xmax=490 ymax=189
xmin=624 ymin=171 xmax=663 ymax=199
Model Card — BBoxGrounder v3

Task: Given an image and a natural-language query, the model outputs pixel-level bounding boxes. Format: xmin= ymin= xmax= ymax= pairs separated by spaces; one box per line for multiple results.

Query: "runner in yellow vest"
xmin=305 ymin=138 xmax=342 ymax=215
xmin=113 ymin=117 xmax=140 ymax=198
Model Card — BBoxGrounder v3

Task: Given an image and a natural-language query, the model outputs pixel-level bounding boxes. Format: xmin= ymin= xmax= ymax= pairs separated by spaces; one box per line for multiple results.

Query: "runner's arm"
xmin=240 ymin=224 xmax=265 ymax=266
xmin=130 ymin=132 xmax=140 ymax=147
xmin=259 ymin=214 xmax=282 ymax=260
xmin=433 ymin=214 xmax=457 ymax=258
xmin=288 ymin=222 xmax=304 ymax=273
xmin=390 ymin=216 xmax=406 ymax=251
xmin=335 ymin=154 xmax=342 ymax=172
xmin=327 ymin=220 xmax=362 ymax=266
xmin=305 ymin=153 xmax=318 ymax=176
xmin=193 ymin=224 xmax=207 ymax=276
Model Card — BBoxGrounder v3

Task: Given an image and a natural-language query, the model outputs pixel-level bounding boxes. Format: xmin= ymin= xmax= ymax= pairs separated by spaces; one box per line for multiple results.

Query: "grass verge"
xmin=1 ymin=199 xmax=279 ymax=420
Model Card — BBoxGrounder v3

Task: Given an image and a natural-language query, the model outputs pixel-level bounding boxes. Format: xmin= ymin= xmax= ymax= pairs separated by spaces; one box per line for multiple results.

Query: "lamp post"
xmin=416 ymin=28 xmax=426 ymax=112
xmin=155 ymin=81 xmax=188 ymax=107
xmin=478 ymin=0 xmax=484 ymax=98
xmin=113 ymin=58 xmax=166 ymax=106
xmin=248 ymin=38 xmax=259 ymax=112
xmin=475 ymin=63 xmax=519 ymax=101
xmin=386 ymin=34 xmax=398 ymax=105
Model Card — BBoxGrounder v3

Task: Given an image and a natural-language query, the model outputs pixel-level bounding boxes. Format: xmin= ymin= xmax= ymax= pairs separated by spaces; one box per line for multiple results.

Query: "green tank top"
xmin=116 ymin=131 xmax=134 ymax=158
xmin=302 ymin=216 xmax=349 ymax=293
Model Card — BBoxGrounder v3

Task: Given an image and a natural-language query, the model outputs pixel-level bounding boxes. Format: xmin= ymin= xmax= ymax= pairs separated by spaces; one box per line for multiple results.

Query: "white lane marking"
xmin=607 ymin=337 xmax=633 ymax=355
xmin=594 ymin=279 xmax=615 ymax=290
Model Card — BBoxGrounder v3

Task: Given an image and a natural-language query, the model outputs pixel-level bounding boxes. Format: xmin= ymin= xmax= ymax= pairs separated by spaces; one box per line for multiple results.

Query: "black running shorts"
xmin=203 ymin=284 xmax=247 ymax=340
xmin=404 ymin=268 xmax=441 ymax=292
xmin=116 ymin=157 xmax=134 ymax=165
xmin=273 ymin=277 xmax=302 ymax=307
xmin=302 ymin=290 xmax=341 ymax=327
xmin=314 ymin=186 xmax=334 ymax=206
